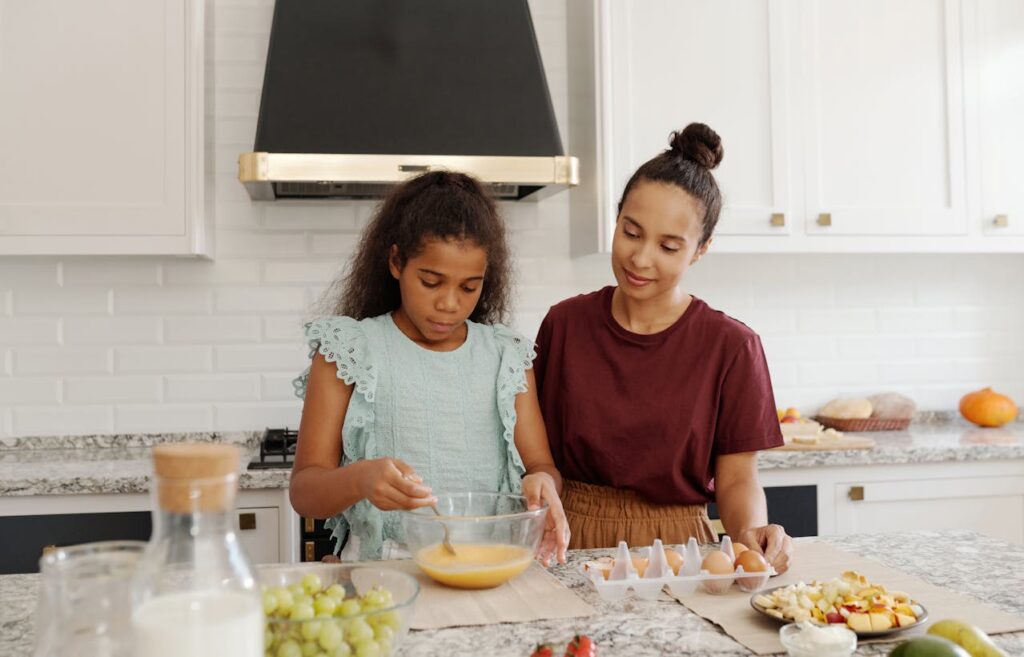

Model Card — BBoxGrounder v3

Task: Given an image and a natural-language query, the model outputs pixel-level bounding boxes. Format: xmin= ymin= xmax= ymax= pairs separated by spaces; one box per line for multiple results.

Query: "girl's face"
xmin=389 ymin=237 xmax=487 ymax=347
xmin=611 ymin=180 xmax=710 ymax=303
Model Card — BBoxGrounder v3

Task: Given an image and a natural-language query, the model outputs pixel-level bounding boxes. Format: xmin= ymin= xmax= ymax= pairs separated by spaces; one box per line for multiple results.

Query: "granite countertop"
xmin=2 ymin=530 xmax=1022 ymax=657
xmin=1 ymin=422 xmax=1023 ymax=497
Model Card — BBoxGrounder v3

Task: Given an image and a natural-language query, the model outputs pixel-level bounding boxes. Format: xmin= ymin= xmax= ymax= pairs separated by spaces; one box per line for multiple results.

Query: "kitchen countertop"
xmin=1 ymin=422 xmax=1023 ymax=497
xmin=1 ymin=530 xmax=1021 ymax=656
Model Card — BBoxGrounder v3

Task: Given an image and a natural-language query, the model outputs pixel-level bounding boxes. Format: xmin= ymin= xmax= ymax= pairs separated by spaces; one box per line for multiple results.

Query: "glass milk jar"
xmin=131 ymin=443 xmax=263 ymax=657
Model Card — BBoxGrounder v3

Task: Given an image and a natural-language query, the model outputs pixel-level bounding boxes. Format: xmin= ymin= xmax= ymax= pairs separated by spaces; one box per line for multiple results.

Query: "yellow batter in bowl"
xmin=414 ymin=543 xmax=533 ymax=589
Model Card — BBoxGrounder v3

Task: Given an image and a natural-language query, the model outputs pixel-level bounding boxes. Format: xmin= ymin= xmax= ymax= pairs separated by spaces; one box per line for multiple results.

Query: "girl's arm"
xmin=514 ymin=369 xmax=569 ymax=564
xmin=289 ymin=354 xmax=435 ymax=518
xmin=715 ymin=451 xmax=793 ymax=573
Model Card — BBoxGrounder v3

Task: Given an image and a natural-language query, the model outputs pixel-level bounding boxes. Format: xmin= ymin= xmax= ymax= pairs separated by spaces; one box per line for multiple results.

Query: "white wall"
xmin=0 ymin=0 xmax=1022 ymax=438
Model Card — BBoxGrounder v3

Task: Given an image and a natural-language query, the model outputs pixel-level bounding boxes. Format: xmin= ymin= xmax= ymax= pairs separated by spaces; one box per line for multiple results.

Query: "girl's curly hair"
xmin=318 ymin=171 xmax=513 ymax=324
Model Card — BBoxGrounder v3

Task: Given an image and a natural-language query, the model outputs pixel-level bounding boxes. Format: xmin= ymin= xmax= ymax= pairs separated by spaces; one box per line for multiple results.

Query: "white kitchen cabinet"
xmin=974 ymin=0 xmax=1024 ymax=237
xmin=604 ymin=0 xmax=798 ymax=238
xmin=800 ymin=0 xmax=967 ymax=237
xmin=0 ymin=0 xmax=209 ymax=256
xmin=237 ymin=506 xmax=281 ymax=565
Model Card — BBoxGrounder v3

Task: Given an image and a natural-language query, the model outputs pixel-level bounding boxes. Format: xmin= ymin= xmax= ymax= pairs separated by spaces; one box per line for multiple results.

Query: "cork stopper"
xmin=151 ymin=443 xmax=241 ymax=513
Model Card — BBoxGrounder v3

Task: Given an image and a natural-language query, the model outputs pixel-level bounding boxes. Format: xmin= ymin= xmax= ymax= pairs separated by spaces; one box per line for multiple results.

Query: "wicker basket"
xmin=812 ymin=416 xmax=911 ymax=432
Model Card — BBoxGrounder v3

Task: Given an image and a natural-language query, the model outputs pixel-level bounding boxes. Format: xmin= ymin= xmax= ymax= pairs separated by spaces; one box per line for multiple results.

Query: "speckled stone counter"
xmin=0 ymin=432 xmax=290 ymax=496
xmin=2 ymin=530 xmax=1021 ymax=657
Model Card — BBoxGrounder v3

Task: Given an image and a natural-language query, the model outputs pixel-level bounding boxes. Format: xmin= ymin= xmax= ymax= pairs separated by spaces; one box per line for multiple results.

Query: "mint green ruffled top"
xmin=293 ymin=313 xmax=533 ymax=560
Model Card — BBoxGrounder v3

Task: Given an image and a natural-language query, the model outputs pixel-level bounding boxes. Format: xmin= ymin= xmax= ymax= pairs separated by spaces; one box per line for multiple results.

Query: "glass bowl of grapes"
xmin=258 ymin=563 xmax=419 ymax=657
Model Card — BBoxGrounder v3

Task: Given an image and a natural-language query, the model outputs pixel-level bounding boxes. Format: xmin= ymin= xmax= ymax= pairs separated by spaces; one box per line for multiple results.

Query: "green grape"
xmin=300 ymin=620 xmax=323 ymax=642
xmin=302 ymin=573 xmax=324 ymax=595
xmin=338 ymin=599 xmax=362 ymax=617
xmin=264 ymin=627 xmax=276 ymax=648
xmin=275 ymin=588 xmax=296 ymax=614
xmin=314 ymin=595 xmax=338 ymax=617
xmin=373 ymin=588 xmax=394 ymax=607
xmin=318 ymin=621 xmax=344 ymax=651
xmin=354 ymin=640 xmax=381 ymax=657
xmin=301 ymin=641 xmax=319 ymax=657
xmin=289 ymin=584 xmax=306 ymax=598
xmin=290 ymin=602 xmax=316 ymax=622
xmin=277 ymin=639 xmax=302 ymax=657
xmin=376 ymin=611 xmax=401 ymax=630
xmin=372 ymin=624 xmax=393 ymax=642
xmin=332 ymin=644 xmax=352 ymax=657
xmin=326 ymin=584 xmax=346 ymax=600
xmin=377 ymin=638 xmax=391 ymax=657
xmin=293 ymin=593 xmax=314 ymax=610
xmin=263 ymin=591 xmax=279 ymax=615
xmin=344 ymin=619 xmax=373 ymax=645
xmin=359 ymin=589 xmax=385 ymax=610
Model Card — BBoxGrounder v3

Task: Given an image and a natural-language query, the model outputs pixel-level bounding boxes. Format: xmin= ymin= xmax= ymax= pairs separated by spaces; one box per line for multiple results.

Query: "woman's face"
xmin=611 ymin=180 xmax=710 ymax=302
xmin=389 ymin=237 xmax=487 ymax=347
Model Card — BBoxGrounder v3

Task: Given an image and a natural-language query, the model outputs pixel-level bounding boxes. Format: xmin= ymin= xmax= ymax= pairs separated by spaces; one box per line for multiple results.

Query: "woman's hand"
xmin=736 ymin=524 xmax=793 ymax=574
xmin=522 ymin=472 xmax=570 ymax=566
xmin=360 ymin=458 xmax=436 ymax=511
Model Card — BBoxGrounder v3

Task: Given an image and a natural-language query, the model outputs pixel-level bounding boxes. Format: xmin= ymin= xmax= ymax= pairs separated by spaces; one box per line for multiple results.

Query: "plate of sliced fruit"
xmin=749 ymin=570 xmax=928 ymax=638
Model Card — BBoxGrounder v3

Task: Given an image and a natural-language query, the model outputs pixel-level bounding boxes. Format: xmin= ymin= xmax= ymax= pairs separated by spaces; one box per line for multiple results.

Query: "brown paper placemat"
xmin=377 ymin=559 xmax=596 ymax=630
xmin=672 ymin=541 xmax=1024 ymax=655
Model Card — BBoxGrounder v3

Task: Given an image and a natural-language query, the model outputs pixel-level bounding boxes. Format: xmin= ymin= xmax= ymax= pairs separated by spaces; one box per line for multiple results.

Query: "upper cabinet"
xmin=0 ymin=0 xmax=209 ymax=256
xmin=598 ymin=0 xmax=1024 ymax=252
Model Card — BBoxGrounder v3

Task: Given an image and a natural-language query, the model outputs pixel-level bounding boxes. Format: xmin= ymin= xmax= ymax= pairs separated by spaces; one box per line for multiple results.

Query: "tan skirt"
xmin=563 ymin=479 xmax=718 ymax=549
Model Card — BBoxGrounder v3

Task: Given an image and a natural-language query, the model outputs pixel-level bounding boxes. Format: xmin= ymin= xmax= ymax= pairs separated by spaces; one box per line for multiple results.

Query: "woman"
xmin=533 ymin=122 xmax=793 ymax=573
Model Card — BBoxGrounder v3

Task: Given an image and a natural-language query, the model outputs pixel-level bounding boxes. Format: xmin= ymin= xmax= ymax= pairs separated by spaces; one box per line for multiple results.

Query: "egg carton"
xmin=581 ymin=536 xmax=775 ymax=600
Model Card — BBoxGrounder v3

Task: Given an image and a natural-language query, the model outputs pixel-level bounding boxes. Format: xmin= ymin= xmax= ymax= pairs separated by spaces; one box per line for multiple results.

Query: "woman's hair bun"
xmin=669 ymin=123 xmax=723 ymax=170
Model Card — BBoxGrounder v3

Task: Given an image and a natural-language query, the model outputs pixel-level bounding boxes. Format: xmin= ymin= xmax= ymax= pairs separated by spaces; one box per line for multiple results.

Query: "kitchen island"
xmin=2 ymin=530 xmax=1022 ymax=656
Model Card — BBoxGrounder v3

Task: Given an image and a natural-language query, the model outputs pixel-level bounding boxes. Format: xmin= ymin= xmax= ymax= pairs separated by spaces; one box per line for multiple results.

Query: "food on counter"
xmin=819 ymin=397 xmax=873 ymax=419
xmin=927 ymin=619 xmax=1007 ymax=657
xmin=779 ymin=417 xmax=844 ymax=445
xmin=564 ymin=634 xmax=597 ymax=657
xmin=415 ymin=543 xmax=533 ymax=589
xmin=529 ymin=644 xmax=556 ymax=657
xmin=583 ymin=556 xmax=614 ymax=580
xmin=584 ymin=549 xmax=681 ymax=577
xmin=779 ymin=621 xmax=857 ymax=657
xmin=753 ymin=571 xmax=924 ymax=632
xmin=732 ymin=542 xmax=749 ymax=556
xmin=888 ymin=636 xmax=970 ymax=657
xmin=868 ymin=392 xmax=917 ymax=420
xmin=663 ymin=548 xmax=683 ymax=575
xmin=263 ymin=578 xmax=401 ymax=657
xmin=734 ymin=549 xmax=770 ymax=592
xmin=959 ymin=387 xmax=1019 ymax=428
xmin=701 ymin=550 xmax=735 ymax=593
xmin=778 ymin=407 xmax=802 ymax=423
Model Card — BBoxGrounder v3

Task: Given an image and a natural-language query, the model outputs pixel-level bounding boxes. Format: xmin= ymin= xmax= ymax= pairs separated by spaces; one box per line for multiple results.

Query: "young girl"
xmin=533 ymin=123 xmax=793 ymax=573
xmin=291 ymin=171 xmax=568 ymax=564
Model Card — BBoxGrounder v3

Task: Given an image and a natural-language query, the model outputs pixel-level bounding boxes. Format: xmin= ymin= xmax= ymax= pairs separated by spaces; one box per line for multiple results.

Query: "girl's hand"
xmin=736 ymin=524 xmax=793 ymax=574
xmin=522 ymin=472 xmax=570 ymax=566
xmin=360 ymin=458 xmax=436 ymax=511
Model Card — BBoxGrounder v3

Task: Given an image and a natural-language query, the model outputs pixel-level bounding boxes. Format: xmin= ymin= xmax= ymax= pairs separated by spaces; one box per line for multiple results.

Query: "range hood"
xmin=239 ymin=0 xmax=578 ymax=201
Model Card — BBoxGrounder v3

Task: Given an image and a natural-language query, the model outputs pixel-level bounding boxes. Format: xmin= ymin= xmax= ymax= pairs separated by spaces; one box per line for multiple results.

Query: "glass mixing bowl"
xmin=402 ymin=492 xmax=547 ymax=589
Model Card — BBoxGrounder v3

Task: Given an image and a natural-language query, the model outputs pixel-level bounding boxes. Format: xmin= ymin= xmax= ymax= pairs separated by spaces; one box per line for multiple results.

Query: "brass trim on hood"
xmin=237 ymin=153 xmax=579 ymax=200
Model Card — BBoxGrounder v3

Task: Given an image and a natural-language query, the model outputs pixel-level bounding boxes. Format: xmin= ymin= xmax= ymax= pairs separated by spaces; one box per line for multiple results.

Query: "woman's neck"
xmin=611 ymin=286 xmax=691 ymax=335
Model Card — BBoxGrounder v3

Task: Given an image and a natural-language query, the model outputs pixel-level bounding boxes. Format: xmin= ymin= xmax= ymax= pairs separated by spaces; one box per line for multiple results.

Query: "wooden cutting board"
xmin=772 ymin=434 xmax=876 ymax=451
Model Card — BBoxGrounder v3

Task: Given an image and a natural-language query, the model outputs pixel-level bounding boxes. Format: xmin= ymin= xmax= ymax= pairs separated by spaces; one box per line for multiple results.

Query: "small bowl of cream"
xmin=779 ymin=621 xmax=857 ymax=657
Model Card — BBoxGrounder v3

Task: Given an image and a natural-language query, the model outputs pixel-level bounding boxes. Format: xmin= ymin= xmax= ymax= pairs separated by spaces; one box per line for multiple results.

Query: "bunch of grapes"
xmin=262 ymin=572 xmax=402 ymax=657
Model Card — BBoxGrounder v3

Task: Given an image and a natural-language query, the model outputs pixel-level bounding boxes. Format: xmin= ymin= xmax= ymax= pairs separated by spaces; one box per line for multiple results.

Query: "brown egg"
xmin=700 ymin=550 xmax=734 ymax=593
xmin=735 ymin=549 xmax=768 ymax=573
xmin=732 ymin=542 xmax=749 ymax=557
xmin=663 ymin=548 xmax=683 ymax=575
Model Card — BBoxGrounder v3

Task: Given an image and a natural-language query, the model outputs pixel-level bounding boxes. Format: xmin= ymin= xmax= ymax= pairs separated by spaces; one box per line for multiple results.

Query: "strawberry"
xmin=564 ymin=635 xmax=596 ymax=657
xmin=530 ymin=644 xmax=556 ymax=657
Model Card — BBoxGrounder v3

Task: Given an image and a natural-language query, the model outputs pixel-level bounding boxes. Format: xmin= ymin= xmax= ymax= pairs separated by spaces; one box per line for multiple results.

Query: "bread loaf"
xmin=819 ymin=397 xmax=873 ymax=419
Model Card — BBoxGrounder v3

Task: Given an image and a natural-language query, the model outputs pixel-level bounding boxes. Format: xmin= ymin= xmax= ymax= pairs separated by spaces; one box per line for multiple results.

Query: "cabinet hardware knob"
xmin=848 ymin=486 xmax=864 ymax=501
xmin=238 ymin=512 xmax=256 ymax=530
xmin=817 ymin=213 xmax=832 ymax=227
xmin=304 ymin=541 xmax=316 ymax=562
xmin=994 ymin=214 xmax=1009 ymax=228
xmin=770 ymin=213 xmax=786 ymax=227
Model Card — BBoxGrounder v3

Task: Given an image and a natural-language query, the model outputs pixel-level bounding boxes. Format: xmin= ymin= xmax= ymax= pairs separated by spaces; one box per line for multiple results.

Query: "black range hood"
xmin=239 ymin=0 xmax=578 ymax=201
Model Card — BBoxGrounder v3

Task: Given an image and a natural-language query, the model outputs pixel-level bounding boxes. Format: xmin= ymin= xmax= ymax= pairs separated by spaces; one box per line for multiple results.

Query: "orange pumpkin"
xmin=959 ymin=387 xmax=1018 ymax=427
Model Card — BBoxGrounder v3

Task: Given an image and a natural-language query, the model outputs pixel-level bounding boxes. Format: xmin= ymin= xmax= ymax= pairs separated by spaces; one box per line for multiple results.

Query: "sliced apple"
xmin=847 ymin=612 xmax=871 ymax=633
xmin=894 ymin=613 xmax=917 ymax=628
xmin=869 ymin=612 xmax=894 ymax=632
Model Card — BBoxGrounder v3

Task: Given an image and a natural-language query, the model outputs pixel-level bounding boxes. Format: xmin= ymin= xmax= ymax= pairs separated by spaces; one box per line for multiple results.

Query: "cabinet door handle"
xmin=994 ymin=214 xmax=1009 ymax=228
xmin=304 ymin=517 xmax=315 ymax=533
xmin=848 ymin=486 xmax=864 ymax=501
xmin=770 ymin=213 xmax=786 ymax=227
xmin=817 ymin=213 xmax=832 ymax=227
xmin=239 ymin=512 xmax=256 ymax=530
xmin=304 ymin=541 xmax=316 ymax=561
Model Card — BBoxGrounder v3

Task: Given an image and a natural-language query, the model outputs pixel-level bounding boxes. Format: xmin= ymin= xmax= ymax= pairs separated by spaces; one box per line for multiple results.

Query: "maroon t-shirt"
xmin=534 ymin=286 xmax=783 ymax=505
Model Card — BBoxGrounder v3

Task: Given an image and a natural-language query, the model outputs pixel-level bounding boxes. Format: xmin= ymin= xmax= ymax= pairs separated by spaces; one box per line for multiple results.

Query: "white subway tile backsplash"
xmin=214 ymin=345 xmax=308 ymax=372
xmin=0 ymin=319 xmax=60 ymax=345
xmin=165 ymin=316 xmax=262 ymax=343
xmin=798 ymin=309 xmax=877 ymax=333
xmin=0 ymin=377 xmax=60 ymax=404
xmin=13 ymin=289 xmax=110 ymax=315
xmin=62 ymin=261 xmax=161 ymax=286
xmin=163 ymin=259 xmax=261 ymax=285
xmin=114 ymin=405 xmax=213 ymax=433
xmin=878 ymin=360 xmax=956 ymax=384
xmin=799 ymin=361 xmax=878 ymax=386
xmin=216 ymin=231 xmax=308 ymax=258
xmin=14 ymin=348 xmax=111 ymax=375
xmin=264 ymin=203 xmax=360 ymax=231
xmin=165 ymin=374 xmax=260 ymax=402
xmin=264 ymin=316 xmax=307 ymax=342
xmin=762 ymin=335 xmax=837 ymax=361
xmin=115 ymin=347 xmax=212 ymax=373
xmin=214 ymin=402 xmax=301 ymax=431
xmin=877 ymin=308 xmax=955 ymax=332
xmin=0 ymin=262 xmax=60 ymax=286
xmin=837 ymin=336 xmax=918 ymax=359
xmin=214 ymin=287 xmax=308 ymax=313
xmin=116 ymin=288 xmax=213 ymax=314
xmin=309 ymin=233 xmax=360 ymax=256
xmin=65 ymin=376 xmax=162 ymax=404
xmin=64 ymin=318 xmax=162 ymax=345
xmin=13 ymin=406 xmax=113 ymax=436
xmin=260 ymin=373 xmax=301 ymax=401
xmin=263 ymin=261 xmax=341 ymax=285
